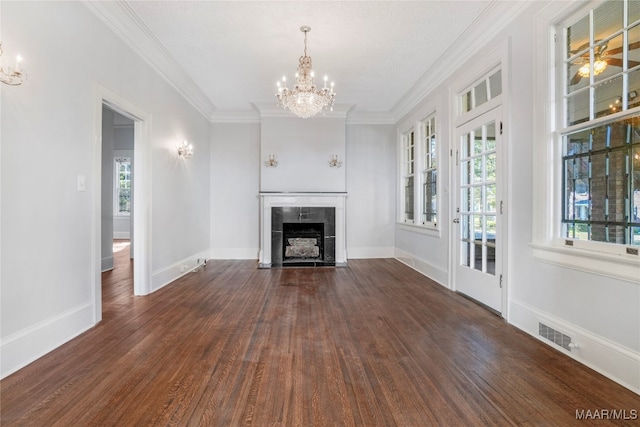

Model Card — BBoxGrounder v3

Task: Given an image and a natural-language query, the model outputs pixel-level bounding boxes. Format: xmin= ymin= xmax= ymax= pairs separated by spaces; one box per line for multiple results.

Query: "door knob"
xmin=453 ymin=218 xmax=460 ymax=223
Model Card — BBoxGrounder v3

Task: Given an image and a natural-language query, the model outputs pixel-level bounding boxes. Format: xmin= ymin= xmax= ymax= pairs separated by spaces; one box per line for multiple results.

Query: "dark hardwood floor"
xmin=1 ymin=246 xmax=638 ymax=426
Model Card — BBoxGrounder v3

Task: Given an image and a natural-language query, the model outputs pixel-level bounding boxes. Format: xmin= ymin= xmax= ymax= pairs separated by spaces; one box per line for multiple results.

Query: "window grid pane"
xmin=562 ymin=118 xmax=640 ymax=245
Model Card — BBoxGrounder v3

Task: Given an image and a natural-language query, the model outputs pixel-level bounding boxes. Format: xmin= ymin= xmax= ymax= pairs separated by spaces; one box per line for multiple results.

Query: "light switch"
xmin=77 ymin=175 xmax=86 ymax=192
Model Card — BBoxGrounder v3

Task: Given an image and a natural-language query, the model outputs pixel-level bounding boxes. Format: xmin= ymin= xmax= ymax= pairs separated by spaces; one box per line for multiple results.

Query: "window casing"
xmin=560 ymin=0 xmax=640 ymax=247
xmin=115 ymin=157 xmax=131 ymax=216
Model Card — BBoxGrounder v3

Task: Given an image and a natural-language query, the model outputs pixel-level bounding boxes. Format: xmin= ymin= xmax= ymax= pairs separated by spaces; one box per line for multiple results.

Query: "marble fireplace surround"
xmin=259 ymin=192 xmax=347 ymax=268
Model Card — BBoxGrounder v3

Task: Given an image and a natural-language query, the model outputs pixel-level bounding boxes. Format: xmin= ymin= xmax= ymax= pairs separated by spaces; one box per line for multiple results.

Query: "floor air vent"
xmin=538 ymin=322 xmax=573 ymax=351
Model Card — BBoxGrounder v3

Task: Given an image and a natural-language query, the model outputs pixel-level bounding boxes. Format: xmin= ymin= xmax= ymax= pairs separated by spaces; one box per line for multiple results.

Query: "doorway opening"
xmin=94 ymin=86 xmax=152 ymax=324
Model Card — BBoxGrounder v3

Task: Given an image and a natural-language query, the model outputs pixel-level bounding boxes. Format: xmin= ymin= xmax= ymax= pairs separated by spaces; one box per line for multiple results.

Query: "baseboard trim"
xmin=0 ymin=302 xmax=95 ymax=379
xmin=394 ymin=248 xmax=449 ymax=288
xmin=113 ymin=231 xmax=130 ymax=239
xmin=101 ymin=255 xmax=114 ymax=272
xmin=509 ymin=298 xmax=640 ymax=395
xmin=347 ymin=247 xmax=395 ymax=259
xmin=151 ymin=250 xmax=211 ymax=293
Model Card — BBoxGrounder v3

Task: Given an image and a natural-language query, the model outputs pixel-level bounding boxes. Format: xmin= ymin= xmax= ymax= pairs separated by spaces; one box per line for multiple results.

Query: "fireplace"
xmin=259 ymin=193 xmax=347 ymax=268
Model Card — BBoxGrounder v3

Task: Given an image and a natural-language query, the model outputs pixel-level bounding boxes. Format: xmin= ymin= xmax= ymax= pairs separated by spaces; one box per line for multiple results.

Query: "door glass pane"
xmin=463 ymin=241 xmax=471 ymax=267
xmin=473 ymin=157 xmax=483 ymax=183
xmin=473 ymin=215 xmax=482 ymax=242
xmin=473 ymin=187 xmax=482 ymax=212
xmin=473 ymin=127 xmax=483 ymax=155
xmin=462 ymin=160 xmax=471 ymax=185
xmin=474 ymin=243 xmax=483 ymax=272
xmin=486 ymin=153 xmax=496 ymax=181
xmin=462 ymin=214 xmax=471 ymax=240
xmin=486 ymin=184 xmax=497 ymax=212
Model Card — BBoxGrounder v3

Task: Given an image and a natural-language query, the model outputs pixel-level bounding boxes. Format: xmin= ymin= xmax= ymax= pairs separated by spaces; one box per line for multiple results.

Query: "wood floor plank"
xmin=1 ymin=254 xmax=639 ymax=426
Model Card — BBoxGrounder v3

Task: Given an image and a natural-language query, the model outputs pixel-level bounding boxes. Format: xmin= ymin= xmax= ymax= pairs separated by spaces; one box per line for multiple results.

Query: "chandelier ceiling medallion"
xmin=276 ymin=26 xmax=335 ymax=119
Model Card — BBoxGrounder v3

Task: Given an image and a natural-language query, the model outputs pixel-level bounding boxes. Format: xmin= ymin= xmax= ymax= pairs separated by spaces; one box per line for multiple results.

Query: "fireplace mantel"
xmin=259 ymin=192 xmax=347 ymax=267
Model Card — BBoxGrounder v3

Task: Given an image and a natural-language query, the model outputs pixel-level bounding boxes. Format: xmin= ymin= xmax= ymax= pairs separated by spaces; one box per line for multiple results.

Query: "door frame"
xmin=92 ymin=84 xmax=152 ymax=323
xmin=448 ymin=40 xmax=511 ymax=319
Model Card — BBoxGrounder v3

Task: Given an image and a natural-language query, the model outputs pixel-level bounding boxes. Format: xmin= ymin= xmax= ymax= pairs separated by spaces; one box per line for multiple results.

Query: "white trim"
xmin=531 ymin=243 xmax=640 ymax=284
xmin=0 ymin=302 xmax=94 ymax=379
xmin=101 ymin=255 xmax=114 ymax=272
xmin=151 ymin=250 xmax=210 ymax=292
xmin=394 ymin=248 xmax=449 ymax=288
xmin=509 ymin=298 xmax=640 ymax=395
xmin=113 ymin=231 xmax=130 ymax=240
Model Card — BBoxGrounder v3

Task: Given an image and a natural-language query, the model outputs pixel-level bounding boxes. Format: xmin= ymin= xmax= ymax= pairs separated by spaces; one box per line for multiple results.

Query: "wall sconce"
xmin=0 ymin=41 xmax=25 ymax=86
xmin=178 ymin=140 xmax=193 ymax=159
xmin=329 ymin=154 xmax=342 ymax=168
xmin=265 ymin=153 xmax=278 ymax=167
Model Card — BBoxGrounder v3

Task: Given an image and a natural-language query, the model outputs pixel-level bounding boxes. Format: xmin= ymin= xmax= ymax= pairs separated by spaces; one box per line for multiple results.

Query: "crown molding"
xmin=389 ymin=0 xmax=531 ymax=123
xmin=83 ymin=0 xmax=216 ymax=120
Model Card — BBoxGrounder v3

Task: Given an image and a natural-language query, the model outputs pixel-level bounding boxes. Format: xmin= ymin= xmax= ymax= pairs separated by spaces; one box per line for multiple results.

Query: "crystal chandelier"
xmin=276 ymin=26 xmax=335 ymax=119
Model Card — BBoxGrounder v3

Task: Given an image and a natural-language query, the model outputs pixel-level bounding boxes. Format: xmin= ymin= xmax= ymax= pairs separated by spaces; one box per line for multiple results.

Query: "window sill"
xmin=530 ymin=241 xmax=640 ymax=284
xmin=397 ymin=223 xmax=440 ymax=237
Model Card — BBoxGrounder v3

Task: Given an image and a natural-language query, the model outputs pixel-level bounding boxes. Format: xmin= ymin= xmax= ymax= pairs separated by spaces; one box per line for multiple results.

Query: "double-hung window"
xmin=399 ymin=114 xmax=438 ymax=228
xmin=560 ymin=0 xmax=640 ymax=247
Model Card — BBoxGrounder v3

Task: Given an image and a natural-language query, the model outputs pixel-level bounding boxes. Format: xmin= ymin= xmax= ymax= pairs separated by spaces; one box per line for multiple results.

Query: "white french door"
xmin=453 ymin=106 xmax=503 ymax=313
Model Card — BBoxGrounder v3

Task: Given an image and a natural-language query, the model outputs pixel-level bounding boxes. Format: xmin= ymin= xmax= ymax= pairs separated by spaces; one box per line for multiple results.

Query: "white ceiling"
xmin=88 ymin=1 xmax=530 ymax=122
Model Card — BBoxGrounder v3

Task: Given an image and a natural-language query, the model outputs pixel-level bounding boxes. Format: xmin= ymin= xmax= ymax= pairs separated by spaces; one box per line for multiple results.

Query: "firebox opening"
xmin=283 ymin=222 xmax=324 ymax=266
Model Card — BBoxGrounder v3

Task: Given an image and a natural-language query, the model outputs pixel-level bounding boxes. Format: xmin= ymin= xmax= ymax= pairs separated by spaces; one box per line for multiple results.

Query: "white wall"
xmin=260 ymin=117 xmax=346 ymax=192
xmin=210 ymin=122 xmax=261 ymax=259
xmin=345 ymin=124 xmax=396 ymax=258
xmin=394 ymin=1 xmax=640 ymax=393
xmin=1 ymin=1 xmax=211 ymax=378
